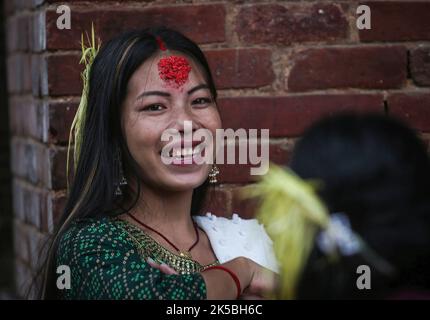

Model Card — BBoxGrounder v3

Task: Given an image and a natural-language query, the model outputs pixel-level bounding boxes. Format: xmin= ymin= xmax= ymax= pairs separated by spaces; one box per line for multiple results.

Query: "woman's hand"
xmin=148 ymin=256 xmax=278 ymax=299
xmin=240 ymin=258 xmax=278 ymax=300
xmin=146 ymin=257 xmax=178 ymax=275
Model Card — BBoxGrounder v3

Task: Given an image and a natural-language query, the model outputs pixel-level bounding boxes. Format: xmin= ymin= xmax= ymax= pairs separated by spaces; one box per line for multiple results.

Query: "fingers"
xmin=146 ymin=257 xmax=159 ymax=269
xmin=247 ymin=266 xmax=277 ymax=298
xmin=160 ymin=263 xmax=178 ymax=275
xmin=146 ymin=257 xmax=178 ymax=275
xmin=239 ymin=293 xmax=265 ymax=300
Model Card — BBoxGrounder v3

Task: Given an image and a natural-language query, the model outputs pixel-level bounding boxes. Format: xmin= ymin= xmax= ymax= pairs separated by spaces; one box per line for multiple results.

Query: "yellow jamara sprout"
xmin=66 ymin=23 xmax=101 ymax=191
xmin=242 ymin=164 xmax=330 ymax=299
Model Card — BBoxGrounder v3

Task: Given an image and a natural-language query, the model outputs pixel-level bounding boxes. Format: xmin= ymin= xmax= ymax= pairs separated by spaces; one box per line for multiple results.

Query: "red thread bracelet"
xmin=203 ymin=265 xmax=242 ymax=299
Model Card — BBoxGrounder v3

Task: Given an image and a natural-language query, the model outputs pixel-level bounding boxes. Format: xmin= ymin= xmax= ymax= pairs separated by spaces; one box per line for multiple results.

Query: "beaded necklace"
xmin=127 ymin=212 xmax=199 ymax=259
xmin=114 ymin=217 xmax=219 ymax=274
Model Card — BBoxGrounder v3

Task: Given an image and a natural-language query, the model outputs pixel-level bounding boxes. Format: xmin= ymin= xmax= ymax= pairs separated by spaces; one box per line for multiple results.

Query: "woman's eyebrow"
xmin=187 ymin=84 xmax=209 ymax=95
xmin=136 ymin=91 xmax=170 ymax=100
xmin=136 ymin=84 xmax=209 ymax=101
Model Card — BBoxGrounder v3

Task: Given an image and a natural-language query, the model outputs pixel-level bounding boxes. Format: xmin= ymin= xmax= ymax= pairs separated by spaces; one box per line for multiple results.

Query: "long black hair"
xmin=290 ymin=113 xmax=430 ymax=299
xmin=40 ymin=27 xmax=218 ymax=299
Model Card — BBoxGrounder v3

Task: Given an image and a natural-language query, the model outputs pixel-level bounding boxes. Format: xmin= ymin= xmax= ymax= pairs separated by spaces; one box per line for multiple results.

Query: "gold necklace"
xmin=114 ymin=218 xmax=219 ymax=274
xmin=127 ymin=212 xmax=199 ymax=259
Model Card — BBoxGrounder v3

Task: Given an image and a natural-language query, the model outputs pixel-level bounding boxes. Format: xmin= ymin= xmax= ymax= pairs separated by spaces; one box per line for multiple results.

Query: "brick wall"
xmin=4 ymin=0 xmax=430 ymax=298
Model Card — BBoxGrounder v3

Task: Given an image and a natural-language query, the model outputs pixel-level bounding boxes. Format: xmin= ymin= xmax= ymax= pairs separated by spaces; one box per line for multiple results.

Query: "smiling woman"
xmin=39 ymin=27 xmax=277 ymax=300
xmin=122 ymin=51 xmax=220 ymax=192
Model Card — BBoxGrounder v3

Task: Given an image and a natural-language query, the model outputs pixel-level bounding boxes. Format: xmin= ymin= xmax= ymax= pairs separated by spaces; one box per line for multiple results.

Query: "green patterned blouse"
xmin=56 ymin=217 xmax=207 ymax=300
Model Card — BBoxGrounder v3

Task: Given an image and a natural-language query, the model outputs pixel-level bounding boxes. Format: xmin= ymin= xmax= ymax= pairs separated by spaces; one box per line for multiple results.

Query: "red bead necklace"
xmin=127 ymin=212 xmax=200 ymax=259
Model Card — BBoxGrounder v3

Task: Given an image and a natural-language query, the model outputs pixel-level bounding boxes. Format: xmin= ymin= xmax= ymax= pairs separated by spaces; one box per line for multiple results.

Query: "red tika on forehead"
xmin=155 ymin=36 xmax=166 ymax=51
xmin=158 ymin=56 xmax=192 ymax=89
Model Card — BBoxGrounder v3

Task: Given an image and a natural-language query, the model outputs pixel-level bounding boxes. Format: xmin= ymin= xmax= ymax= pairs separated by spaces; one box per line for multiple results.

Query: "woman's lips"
xmin=171 ymin=147 xmax=201 ymax=166
xmin=160 ymin=143 xmax=208 ymax=166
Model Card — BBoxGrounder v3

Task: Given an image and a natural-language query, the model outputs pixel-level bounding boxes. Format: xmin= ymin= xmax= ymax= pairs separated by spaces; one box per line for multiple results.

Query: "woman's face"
xmin=121 ymin=52 xmax=222 ymax=192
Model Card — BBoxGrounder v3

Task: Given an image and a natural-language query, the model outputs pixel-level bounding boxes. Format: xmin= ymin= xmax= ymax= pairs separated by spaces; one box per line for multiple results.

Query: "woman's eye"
xmin=142 ymin=104 xmax=165 ymax=112
xmin=192 ymin=97 xmax=212 ymax=106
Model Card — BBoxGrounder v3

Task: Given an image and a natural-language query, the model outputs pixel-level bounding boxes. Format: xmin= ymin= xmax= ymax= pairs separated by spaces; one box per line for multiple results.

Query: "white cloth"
xmin=193 ymin=212 xmax=279 ymax=273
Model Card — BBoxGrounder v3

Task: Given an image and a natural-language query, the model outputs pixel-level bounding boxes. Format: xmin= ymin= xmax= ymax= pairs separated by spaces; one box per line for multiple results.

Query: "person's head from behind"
xmin=289 ymin=113 xmax=430 ymax=299
xmin=42 ymin=27 xmax=221 ymax=298
xmin=290 ymin=113 xmax=430 ymax=217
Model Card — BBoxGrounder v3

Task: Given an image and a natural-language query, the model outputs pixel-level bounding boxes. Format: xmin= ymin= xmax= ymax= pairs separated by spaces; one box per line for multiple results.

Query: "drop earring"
xmin=115 ymin=150 xmax=128 ymax=196
xmin=208 ymin=165 xmax=220 ymax=184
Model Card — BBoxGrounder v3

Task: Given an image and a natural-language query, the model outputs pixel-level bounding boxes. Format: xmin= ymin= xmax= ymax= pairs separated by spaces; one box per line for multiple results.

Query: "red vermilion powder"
xmin=158 ymin=55 xmax=192 ymax=89
xmin=156 ymin=36 xmax=166 ymax=51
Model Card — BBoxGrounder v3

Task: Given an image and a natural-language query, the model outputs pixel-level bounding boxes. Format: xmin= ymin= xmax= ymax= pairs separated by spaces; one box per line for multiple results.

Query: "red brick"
xmin=46 ymin=54 xmax=82 ymax=96
xmin=7 ymin=54 xmax=22 ymax=94
xmin=12 ymin=180 xmax=25 ymax=222
xmin=51 ymin=192 xmax=66 ymax=233
xmin=15 ymin=260 xmax=32 ymax=299
xmin=48 ymin=101 xmax=78 ymax=144
xmin=200 ymin=187 xmax=231 ymax=218
xmin=46 ymin=5 xmax=226 ymax=50
xmin=31 ymin=12 xmax=46 ymax=53
xmin=11 ymin=139 xmax=50 ymax=187
xmin=14 ymin=0 xmax=42 ymax=10
xmin=22 ymin=54 xmax=32 ymax=93
xmin=27 ymin=227 xmax=48 ymax=270
xmin=218 ymin=143 xmax=292 ymax=184
xmin=45 ymin=49 xmax=270 ymax=96
xmin=4 ymin=0 xmax=15 ymax=16
xmin=410 ymin=46 xmax=430 ymax=87
xmin=38 ymin=190 xmax=50 ymax=232
xmin=231 ymin=187 xmax=259 ymax=220
xmin=7 ymin=53 xmax=32 ymax=94
xmin=34 ymin=0 xmax=45 ymax=8
xmin=205 ymin=49 xmax=274 ymax=89
xmin=9 ymin=97 xmax=44 ymax=141
xmin=387 ymin=93 xmax=430 ymax=133
xmin=10 ymin=139 xmax=24 ymax=178
xmin=288 ymin=46 xmax=407 ymax=92
xmin=12 ymin=180 xmax=48 ymax=230
xmin=218 ymin=94 xmax=384 ymax=137
xmin=22 ymin=186 xmax=43 ymax=229
xmin=14 ymin=221 xmax=30 ymax=264
xmin=22 ymin=186 xmax=33 ymax=224
xmin=5 ymin=14 xmax=30 ymax=53
xmin=40 ymin=191 xmax=66 ymax=234
xmin=235 ymin=3 xmax=348 ymax=45
xmin=16 ymin=14 xmax=31 ymax=52
xmin=359 ymin=2 xmax=430 ymax=42
xmin=9 ymin=96 xmax=36 ymax=138
xmin=6 ymin=16 xmax=18 ymax=53
xmin=31 ymin=54 xmax=44 ymax=96
xmin=50 ymin=147 xmax=68 ymax=190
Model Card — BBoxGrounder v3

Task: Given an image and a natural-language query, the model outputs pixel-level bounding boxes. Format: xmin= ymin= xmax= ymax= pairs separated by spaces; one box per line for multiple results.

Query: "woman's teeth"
xmin=171 ymin=145 xmax=202 ymax=159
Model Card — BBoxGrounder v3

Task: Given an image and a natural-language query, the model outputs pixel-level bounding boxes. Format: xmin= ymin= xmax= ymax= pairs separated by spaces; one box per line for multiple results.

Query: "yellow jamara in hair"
xmin=67 ymin=23 xmax=101 ymax=191
xmin=242 ymin=163 xmax=331 ymax=299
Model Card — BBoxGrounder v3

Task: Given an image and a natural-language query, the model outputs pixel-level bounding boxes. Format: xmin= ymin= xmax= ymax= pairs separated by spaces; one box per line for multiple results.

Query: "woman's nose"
xmin=171 ymin=109 xmax=201 ymax=132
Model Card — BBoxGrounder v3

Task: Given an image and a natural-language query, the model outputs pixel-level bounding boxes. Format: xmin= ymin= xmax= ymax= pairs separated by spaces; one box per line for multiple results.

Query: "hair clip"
xmin=316 ymin=212 xmax=362 ymax=256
